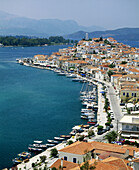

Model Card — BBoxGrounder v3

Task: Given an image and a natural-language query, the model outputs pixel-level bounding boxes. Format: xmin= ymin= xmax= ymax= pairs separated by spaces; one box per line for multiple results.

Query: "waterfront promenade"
xmin=12 ymin=66 xmax=123 ymax=169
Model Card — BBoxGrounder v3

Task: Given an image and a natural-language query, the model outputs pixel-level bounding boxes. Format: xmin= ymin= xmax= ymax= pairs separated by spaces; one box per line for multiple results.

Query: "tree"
xmin=104 ymin=131 xmax=117 ymax=143
xmin=107 ymin=70 xmax=113 ymax=78
xmin=67 ymin=140 xmax=73 ymax=145
xmin=109 ymin=63 xmax=115 ymax=68
xmin=50 ymin=148 xmax=58 ymax=157
xmin=99 ymin=37 xmax=103 ymax=41
xmin=88 ymin=129 xmax=95 ymax=137
xmin=40 ymin=155 xmax=46 ymax=162
xmin=121 ymin=61 xmax=127 ymax=64
xmin=97 ymin=125 xmax=103 ymax=131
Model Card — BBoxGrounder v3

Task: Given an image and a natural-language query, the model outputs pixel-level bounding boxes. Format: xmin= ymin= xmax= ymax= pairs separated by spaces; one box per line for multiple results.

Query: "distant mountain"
xmin=64 ymin=28 xmax=139 ymax=41
xmin=0 ymin=10 xmax=105 ymax=37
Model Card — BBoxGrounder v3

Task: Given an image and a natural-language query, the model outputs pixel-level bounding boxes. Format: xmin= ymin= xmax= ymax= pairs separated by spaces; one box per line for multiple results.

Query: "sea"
xmin=0 ymin=45 xmax=87 ymax=169
xmin=0 ymin=40 xmax=138 ymax=169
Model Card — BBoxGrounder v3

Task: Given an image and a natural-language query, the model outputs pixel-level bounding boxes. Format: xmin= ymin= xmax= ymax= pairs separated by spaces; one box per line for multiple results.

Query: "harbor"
xmin=10 ymin=59 xmax=117 ymax=169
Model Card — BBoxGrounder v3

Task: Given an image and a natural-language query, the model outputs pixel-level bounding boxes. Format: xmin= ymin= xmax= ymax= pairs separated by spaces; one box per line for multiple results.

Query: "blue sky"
xmin=0 ymin=0 xmax=138 ymax=29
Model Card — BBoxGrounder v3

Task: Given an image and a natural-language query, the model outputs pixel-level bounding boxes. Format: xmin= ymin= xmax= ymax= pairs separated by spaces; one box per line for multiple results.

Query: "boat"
xmin=60 ymin=135 xmax=71 ymax=139
xmin=81 ymin=125 xmax=90 ymax=128
xmin=47 ymin=139 xmax=59 ymax=144
xmin=66 ymin=74 xmax=77 ymax=78
xmin=12 ymin=157 xmax=23 ymax=164
xmin=46 ymin=143 xmax=55 ymax=147
xmin=33 ymin=140 xmax=43 ymax=144
xmin=18 ymin=152 xmax=31 ymax=159
xmin=81 ymin=112 xmax=95 ymax=116
xmin=28 ymin=147 xmax=42 ymax=152
xmin=72 ymin=77 xmax=83 ymax=82
xmin=54 ymin=137 xmax=65 ymax=141
xmin=29 ymin=144 xmax=47 ymax=149
xmin=87 ymin=118 xmax=97 ymax=125
xmin=12 ymin=151 xmax=31 ymax=165
xmin=57 ymin=72 xmax=66 ymax=76
xmin=80 ymin=115 xmax=88 ymax=119
xmin=81 ymin=108 xmax=93 ymax=113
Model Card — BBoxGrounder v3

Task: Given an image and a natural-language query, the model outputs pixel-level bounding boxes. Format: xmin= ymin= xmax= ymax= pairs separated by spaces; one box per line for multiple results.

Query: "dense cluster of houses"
xmin=50 ymin=141 xmax=139 ymax=169
xmin=32 ymin=37 xmax=139 ymax=104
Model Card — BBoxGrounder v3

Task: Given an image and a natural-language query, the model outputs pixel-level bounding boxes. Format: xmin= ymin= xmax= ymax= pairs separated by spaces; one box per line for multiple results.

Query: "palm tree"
xmin=104 ymin=131 xmax=117 ymax=143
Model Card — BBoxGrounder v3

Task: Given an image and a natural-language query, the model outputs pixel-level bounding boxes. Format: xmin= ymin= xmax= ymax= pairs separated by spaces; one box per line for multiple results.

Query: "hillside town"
xmin=13 ymin=36 xmax=139 ymax=170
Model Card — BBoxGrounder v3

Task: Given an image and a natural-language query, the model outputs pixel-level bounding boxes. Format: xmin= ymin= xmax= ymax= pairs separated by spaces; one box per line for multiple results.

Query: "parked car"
xmin=97 ymin=131 xmax=103 ymax=135
xmin=102 ymin=129 xmax=107 ymax=133
xmin=110 ymin=124 xmax=113 ymax=128
xmin=106 ymin=126 xmax=110 ymax=131
xmin=94 ymin=123 xmax=99 ymax=127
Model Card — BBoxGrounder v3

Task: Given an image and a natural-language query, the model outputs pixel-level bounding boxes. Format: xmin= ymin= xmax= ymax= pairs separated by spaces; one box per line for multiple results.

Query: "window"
xmin=134 ymin=93 xmax=136 ymax=97
xmin=132 ymin=93 xmax=134 ymax=96
xmin=64 ymin=156 xmax=67 ymax=161
xmin=126 ymin=93 xmax=129 ymax=97
xmin=73 ymin=158 xmax=77 ymax=163
xmin=123 ymin=92 xmax=125 ymax=96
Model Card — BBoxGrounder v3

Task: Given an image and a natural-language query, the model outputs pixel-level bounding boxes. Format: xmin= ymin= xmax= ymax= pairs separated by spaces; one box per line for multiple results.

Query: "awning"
xmin=130 ymin=134 xmax=139 ymax=138
xmin=100 ymin=91 xmax=105 ymax=94
xmin=121 ymin=134 xmax=131 ymax=137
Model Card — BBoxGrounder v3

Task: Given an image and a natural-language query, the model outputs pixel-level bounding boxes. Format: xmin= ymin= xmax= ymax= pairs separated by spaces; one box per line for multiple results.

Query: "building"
xmin=120 ymin=115 xmax=139 ymax=141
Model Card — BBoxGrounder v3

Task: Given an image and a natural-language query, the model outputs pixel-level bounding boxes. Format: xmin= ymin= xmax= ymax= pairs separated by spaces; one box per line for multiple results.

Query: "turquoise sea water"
xmin=0 ymin=46 xmax=86 ymax=169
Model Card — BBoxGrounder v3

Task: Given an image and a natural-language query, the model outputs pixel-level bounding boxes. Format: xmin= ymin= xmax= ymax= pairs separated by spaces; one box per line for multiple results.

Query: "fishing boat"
xmin=47 ymin=139 xmax=59 ymax=144
xmin=54 ymin=137 xmax=65 ymax=141
xmin=12 ymin=151 xmax=31 ymax=165
xmin=12 ymin=157 xmax=23 ymax=164
xmin=18 ymin=151 xmax=31 ymax=159
xmin=81 ymin=125 xmax=90 ymax=128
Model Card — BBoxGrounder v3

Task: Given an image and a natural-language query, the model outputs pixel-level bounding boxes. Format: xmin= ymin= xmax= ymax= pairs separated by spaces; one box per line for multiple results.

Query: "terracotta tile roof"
xmin=102 ymin=157 xmax=130 ymax=170
xmin=90 ymin=141 xmax=127 ymax=154
xmin=50 ymin=159 xmax=79 ymax=169
xmin=59 ymin=141 xmax=94 ymax=155
xmin=132 ymin=158 xmax=139 ymax=163
xmin=122 ymin=145 xmax=139 ymax=156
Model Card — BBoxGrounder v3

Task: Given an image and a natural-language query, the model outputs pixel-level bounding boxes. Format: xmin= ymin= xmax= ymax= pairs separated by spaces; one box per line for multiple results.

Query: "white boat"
xmin=54 ymin=137 xmax=65 ymax=141
xmin=86 ymin=103 xmax=94 ymax=109
xmin=81 ymin=108 xmax=93 ymax=113
xmin=80 ymin=115 xmax=88 ymax=119
xmin=57 ymin=72 xmax=66 ymax=76
xmin=72 ymin=77 xmax=83 ymax=82
xmin=47 ymin=140 xmax=59 ymax=144
xmin=46 ymin=143 xmax=55 ymax=147
xmin=66 ymin=74 xmax=77 ymax=78
xmin=81 ymin=112 xmax=95 ymax=116
xmin=34 ymin=140 xmax=43 ymax=144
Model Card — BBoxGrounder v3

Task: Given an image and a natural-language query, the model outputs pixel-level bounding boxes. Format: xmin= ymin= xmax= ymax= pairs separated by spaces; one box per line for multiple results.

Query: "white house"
xmin=58 ymin=141 xmax=94 ymax=164
xmin=119 ymin=115 xmax=139 ymax=141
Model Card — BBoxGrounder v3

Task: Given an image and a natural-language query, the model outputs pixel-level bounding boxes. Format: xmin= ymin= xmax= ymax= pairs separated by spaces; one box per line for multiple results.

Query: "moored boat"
xmin=60 ymin=135 xmax=71 ymax=139
xmin=47 ymin=139 xmax=59 ymax=144
xmin=28 ymin=147 xmax=42 ymax=152
xmin=54 ymin=137 xmax=65 ymax=141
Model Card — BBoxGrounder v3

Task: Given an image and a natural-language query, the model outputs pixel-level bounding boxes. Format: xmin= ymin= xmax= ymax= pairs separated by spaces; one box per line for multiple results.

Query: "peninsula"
xmin=13 ymin=37 xmax=139 ymax=170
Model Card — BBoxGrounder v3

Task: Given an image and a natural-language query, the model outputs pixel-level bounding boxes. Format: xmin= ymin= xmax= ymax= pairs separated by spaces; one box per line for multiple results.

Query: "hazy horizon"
xmin=0 ymin=0 xmax=138 ymax=30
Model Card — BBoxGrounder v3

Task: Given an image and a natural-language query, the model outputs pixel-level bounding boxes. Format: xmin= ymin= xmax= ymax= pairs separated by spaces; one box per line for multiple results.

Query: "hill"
xmin=64 ymin=28 xmax=139 ymax=41
xmin=0 ymin=10 xmax=105 ymax=37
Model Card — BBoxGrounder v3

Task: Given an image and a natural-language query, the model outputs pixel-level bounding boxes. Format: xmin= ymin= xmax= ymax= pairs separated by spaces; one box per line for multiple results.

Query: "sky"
xmin=0 ymin=0 xmax=138 ymax=29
